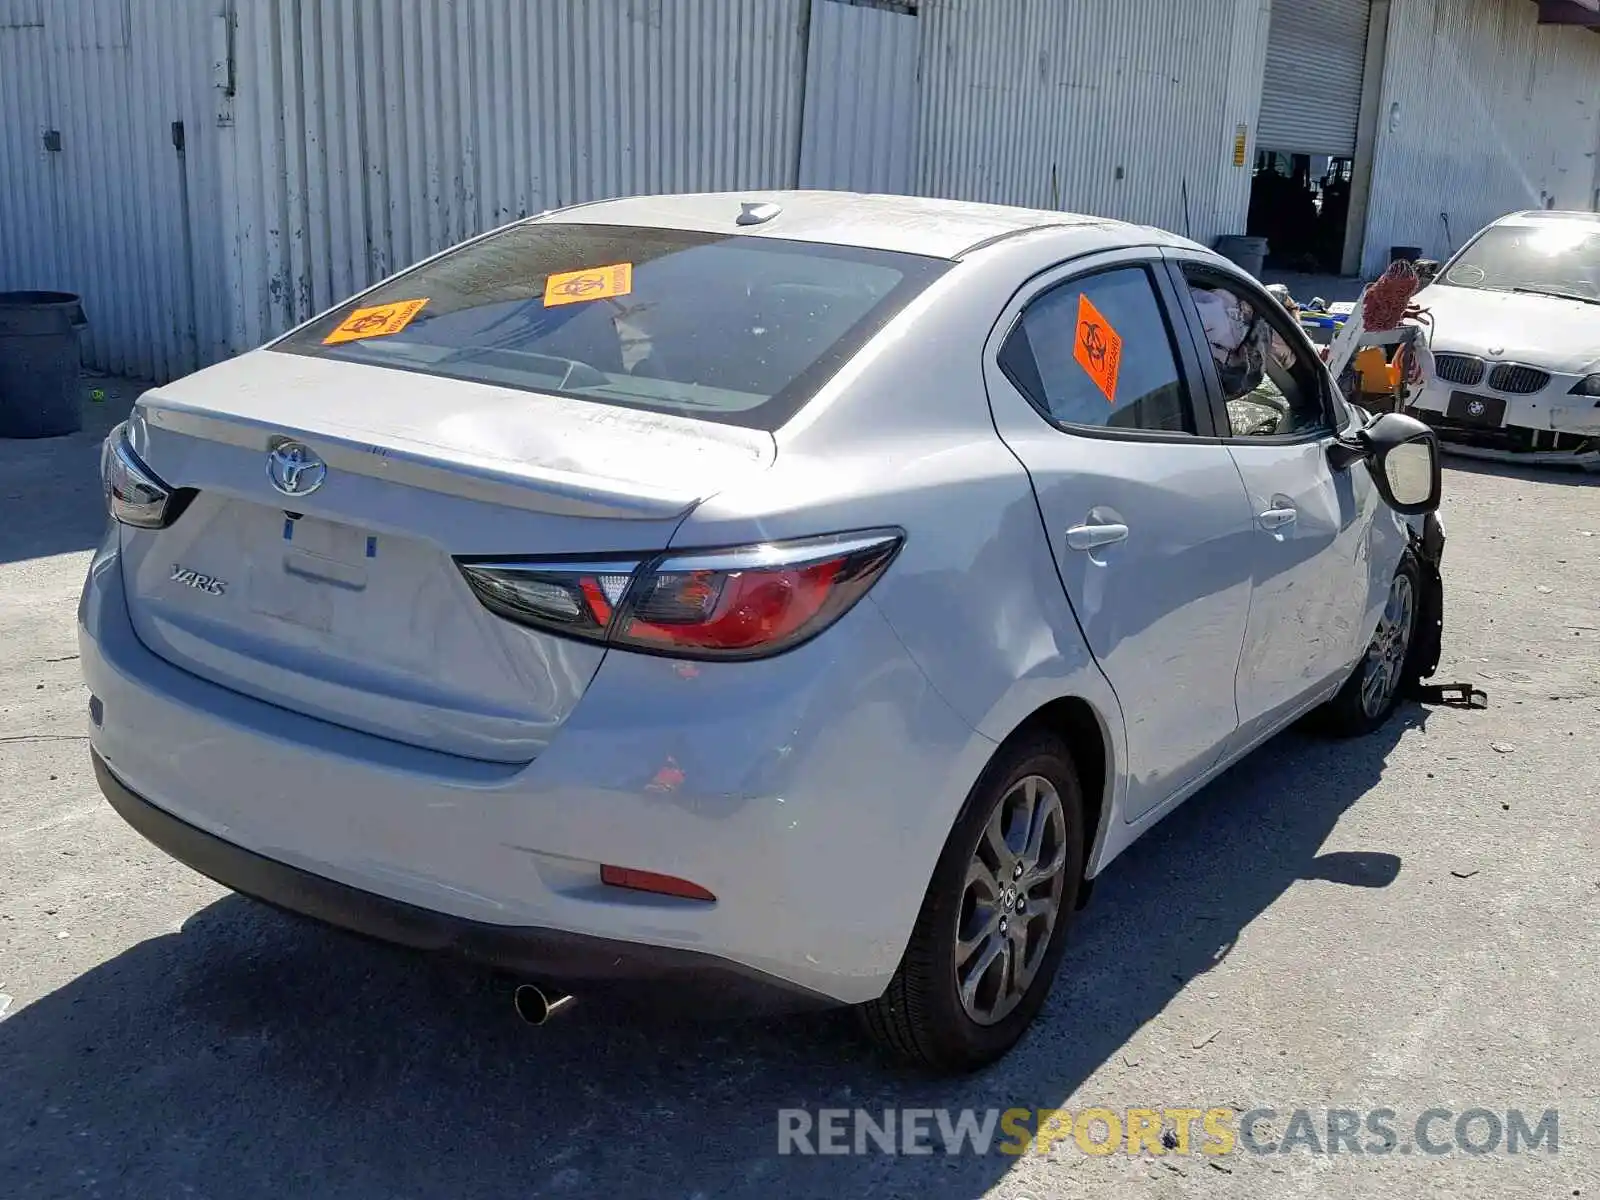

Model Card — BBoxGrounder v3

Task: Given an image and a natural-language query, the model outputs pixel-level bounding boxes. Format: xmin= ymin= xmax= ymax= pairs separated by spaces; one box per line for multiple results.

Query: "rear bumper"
xmin=80 ymin=530 xmax=992 ymax=1006
xmin=92 ymin=749 xmax=831 ymax=1013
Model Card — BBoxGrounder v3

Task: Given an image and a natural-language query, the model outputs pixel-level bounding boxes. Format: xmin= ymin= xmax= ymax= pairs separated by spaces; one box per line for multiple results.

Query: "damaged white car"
xmin=1408 ymin=209 xmax=1600 ymax=470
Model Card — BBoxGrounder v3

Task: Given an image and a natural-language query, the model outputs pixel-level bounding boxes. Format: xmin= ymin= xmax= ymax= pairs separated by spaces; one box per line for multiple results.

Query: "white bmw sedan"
xmin=83 ymin=191 xmax=1444 ymax=1072
xmin=1410 ymin=209 xmax=1600 ymax=468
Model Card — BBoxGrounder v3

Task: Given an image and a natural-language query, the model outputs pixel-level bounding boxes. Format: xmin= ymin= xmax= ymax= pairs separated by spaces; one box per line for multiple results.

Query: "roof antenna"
xmin=737 ymin=201 xmax=782 ymax=226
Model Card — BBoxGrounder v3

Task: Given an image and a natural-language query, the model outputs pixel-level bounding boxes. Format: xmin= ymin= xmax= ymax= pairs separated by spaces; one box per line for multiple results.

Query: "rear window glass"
xmin=273 ymin=222 xmax=949 ymax=431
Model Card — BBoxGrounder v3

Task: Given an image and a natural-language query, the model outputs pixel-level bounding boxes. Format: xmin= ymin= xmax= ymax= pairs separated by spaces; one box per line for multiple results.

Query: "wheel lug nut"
xmin=1013 ymin=863 xmax=1023 ymax=879
xmin=999 ymin=917 xmax=1008 ymax=933
xmin=1015 ymin=898 xmax=1025 ymax=912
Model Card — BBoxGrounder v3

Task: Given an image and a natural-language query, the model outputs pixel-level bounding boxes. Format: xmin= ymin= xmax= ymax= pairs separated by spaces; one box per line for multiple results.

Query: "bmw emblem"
xmin=1467 ymin=399 xmax=1487 ymax=417
xmin=267 ymin=440 xmax=328 ymax=497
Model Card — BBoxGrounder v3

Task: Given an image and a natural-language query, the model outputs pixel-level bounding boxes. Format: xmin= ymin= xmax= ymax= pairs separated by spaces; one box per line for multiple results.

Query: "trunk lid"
xmin=118 ymin=352 xmax=775 ymax=762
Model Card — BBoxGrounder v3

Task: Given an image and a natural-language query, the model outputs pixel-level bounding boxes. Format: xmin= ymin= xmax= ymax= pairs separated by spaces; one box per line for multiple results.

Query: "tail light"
xmin=101 ymin=422 xmax=185 ymax=529
xmin=456 ymin=530 xmax=902 ymax=661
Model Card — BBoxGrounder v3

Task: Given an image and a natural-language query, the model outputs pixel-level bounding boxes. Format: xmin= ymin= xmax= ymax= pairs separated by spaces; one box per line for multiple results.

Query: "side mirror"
xmin=1328 ymin=412 xmax=1442 ymax=515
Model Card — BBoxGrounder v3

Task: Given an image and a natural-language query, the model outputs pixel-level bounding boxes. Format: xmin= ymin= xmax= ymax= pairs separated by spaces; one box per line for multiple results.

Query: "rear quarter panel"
xmin=676 ymin=234 xmax=1135 ymax=877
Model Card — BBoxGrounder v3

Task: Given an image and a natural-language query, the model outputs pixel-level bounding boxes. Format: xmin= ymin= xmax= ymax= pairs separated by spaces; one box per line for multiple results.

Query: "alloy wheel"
xmin=953 ymin=774 xmax=1068 ymax=1026
xmin=1360 ymin=572 xmax=1416 ymax=718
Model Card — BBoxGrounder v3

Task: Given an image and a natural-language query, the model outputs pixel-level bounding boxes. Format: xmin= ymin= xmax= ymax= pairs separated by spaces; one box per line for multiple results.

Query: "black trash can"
xmin=1214 ymin=235 xmax=1270 ymax=279
xmin=0 ymin=291 xmax=87 ymax=439
xmin=1389 ymin=245 xmax=1423 ymax=266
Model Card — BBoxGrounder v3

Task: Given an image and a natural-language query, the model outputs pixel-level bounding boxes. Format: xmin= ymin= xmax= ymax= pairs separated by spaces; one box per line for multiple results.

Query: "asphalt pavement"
xmin=1 ymin=381 xmax=1596 ymax=1199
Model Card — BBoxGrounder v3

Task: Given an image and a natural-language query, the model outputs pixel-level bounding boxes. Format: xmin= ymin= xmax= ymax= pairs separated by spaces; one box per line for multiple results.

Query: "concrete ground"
xmin=1 ymin=378 xmax=1597 ymax=1199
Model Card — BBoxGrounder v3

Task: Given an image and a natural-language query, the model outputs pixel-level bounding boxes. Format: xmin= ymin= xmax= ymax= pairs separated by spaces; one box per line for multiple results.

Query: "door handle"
xmin=1066 ymin=523 xmax=1130 ymax=552
xmin=1257 ymin=506 xmax=1297 ymax=531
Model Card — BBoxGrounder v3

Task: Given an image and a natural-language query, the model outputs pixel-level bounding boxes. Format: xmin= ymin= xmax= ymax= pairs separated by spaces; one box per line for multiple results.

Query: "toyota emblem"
xmin=267 ymin=440 xmax=327 ymax=497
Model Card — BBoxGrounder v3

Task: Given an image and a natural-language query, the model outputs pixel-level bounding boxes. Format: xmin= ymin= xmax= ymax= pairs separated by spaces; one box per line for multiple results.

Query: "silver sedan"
xmin=84 ymin=190 xmax=1444 ymax=1072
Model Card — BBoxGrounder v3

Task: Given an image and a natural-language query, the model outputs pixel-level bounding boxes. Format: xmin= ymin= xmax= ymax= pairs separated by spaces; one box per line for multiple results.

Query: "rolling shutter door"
xmin=1257 ymin=0 xmax=1372 ymax=156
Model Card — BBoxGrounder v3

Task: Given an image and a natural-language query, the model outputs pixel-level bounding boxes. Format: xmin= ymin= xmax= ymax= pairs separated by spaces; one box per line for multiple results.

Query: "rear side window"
xmin=274 ymin=223 xmax=949 ymax=431
xmin=998 ymin=266 xmax=1195 ymax=435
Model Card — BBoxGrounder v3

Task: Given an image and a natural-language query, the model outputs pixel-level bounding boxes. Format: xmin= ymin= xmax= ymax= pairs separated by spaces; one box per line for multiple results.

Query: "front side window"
xmin=998 ymin=266 xmax=1195 ymax=435
xmin=274 ymin=223 xmax=949 ymax=431
xmin=1440 ymin=221 xmax=1600 ymax=302
xmin=1184 ymin=275 xmax=1328 ymax=439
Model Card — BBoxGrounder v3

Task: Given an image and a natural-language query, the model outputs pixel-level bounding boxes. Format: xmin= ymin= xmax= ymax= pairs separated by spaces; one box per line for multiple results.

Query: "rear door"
xmin=983 ymin=250 xmax=1258 ymax=822
xmin=1164 ymin=253 xmax=1379 ymax=748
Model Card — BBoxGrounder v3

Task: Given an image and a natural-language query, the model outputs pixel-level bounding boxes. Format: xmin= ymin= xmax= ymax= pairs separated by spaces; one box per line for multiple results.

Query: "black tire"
xmin=859 ymin=732 xmax=1086 ymax=1073
xmin=1314 ymin=550 xmax=1424 ymax=738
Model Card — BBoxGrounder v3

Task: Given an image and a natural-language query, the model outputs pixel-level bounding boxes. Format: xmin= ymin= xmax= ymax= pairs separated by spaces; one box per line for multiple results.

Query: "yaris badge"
xmin=267 ymin=440 xmax=327 ymax=497
xmin=170 ymin=564 xmax=227 ymax=596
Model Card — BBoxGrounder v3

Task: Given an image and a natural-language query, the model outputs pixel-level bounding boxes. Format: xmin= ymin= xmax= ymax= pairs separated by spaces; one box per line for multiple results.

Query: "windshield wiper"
xmin=1510 ymin=286 xmax=1600 ymax=307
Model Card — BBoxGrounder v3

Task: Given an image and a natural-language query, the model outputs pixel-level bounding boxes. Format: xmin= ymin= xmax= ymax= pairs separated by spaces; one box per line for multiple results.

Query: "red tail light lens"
xmin=622 ymin=560 xmax=841 ymax=652
xmin=456 ymin=530 xmax=901 ymax=661
xmin=617 ymin=534 xmax=898 ymax=657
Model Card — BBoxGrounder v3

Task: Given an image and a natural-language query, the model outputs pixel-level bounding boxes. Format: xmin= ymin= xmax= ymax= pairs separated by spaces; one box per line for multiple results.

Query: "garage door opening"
xmin=1248 ymin=152 xmax=1356 ymax=273
xmin=1252 ymin=0 xmax=1373 ymax=275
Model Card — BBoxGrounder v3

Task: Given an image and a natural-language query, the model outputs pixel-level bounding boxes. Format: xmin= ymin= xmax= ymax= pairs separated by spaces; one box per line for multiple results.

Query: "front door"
xmin=984 ymin=252 xmax=1258 ymax=822
xmin=1168 ymin=256 xmax=1378 ymax=747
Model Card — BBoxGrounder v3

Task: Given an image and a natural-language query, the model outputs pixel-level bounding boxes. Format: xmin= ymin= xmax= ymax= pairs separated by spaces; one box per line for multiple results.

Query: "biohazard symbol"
xmin=323 ymin=298 xmax=429 ymax=346
xmin=344 ymin=311 xmax=394 ymax=334
xmin=544 ymin=261 xmax=634 ymax=307
xmin=554 ymin=275 xmax=606 ymax=298
xmin=1074 ymin=292 xmax=1124 ymax=405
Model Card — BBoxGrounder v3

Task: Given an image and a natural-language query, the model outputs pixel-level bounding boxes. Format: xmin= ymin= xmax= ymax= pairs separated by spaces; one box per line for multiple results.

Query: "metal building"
xmin=3 ymin=0 xmax=1598 ymax=382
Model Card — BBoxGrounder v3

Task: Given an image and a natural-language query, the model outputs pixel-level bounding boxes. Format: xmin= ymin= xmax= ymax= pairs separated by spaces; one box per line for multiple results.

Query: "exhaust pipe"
xmin=512 ymin=983 xmax=574 ymax=1027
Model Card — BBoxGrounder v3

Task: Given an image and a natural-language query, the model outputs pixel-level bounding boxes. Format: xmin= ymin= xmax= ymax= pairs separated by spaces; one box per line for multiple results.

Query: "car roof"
xmin=534 ymin=189 xmax=1197 ymax=260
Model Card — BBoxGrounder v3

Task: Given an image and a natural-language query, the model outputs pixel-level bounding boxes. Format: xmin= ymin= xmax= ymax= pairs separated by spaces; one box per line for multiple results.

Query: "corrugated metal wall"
xmin=1361 ymin=0 xmax=1600 ymax=274
xmin=915 ymin=0 xmax=1272 ymax=251
xmin=25 ymin=0 xmax=1594 ymax=380
xmin=5 ymin=0 xmax=1279 ymax=381
xmin=220 ymin=0 xmax=808 ymax=356
xmin=0 ymin=0 xmax=225 ymax=380
xmin=797 ymin=0 xmax=921 ymax=194
xmin=0 ymin=1 xmax=57 ymax=300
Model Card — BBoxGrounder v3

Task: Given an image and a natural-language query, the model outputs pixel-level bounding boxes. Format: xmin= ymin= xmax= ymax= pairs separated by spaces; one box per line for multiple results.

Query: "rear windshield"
xmin=273 ymin=222 xmax=949 ymax=430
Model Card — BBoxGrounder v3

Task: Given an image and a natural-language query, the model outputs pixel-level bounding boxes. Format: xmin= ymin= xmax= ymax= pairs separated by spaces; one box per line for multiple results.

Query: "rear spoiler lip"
xmin=137 ymin=395 xmax=708 ymax=521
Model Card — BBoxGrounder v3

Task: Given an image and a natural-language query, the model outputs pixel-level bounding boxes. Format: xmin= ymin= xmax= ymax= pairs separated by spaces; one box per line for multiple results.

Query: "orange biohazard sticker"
xmin=544 ymin=262 xmax=634 ymax=307
xmin=323 ymin=298 xmax=429 ymax=345
xmin=1074 ymin=293 xmax=1124 ymax=405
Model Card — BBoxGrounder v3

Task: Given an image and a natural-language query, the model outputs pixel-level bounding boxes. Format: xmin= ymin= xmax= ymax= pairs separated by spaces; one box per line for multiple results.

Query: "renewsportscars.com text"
xmin=777 ymin=1106 xmax=1559 ymax=1158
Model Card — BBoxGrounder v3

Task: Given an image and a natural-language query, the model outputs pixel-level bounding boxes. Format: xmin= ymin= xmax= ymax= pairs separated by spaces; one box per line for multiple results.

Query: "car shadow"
xmin=0 ymin=379 xmax=137 ymax=566
xmin=0 ymin=710 xmax=1423 ymax=1199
